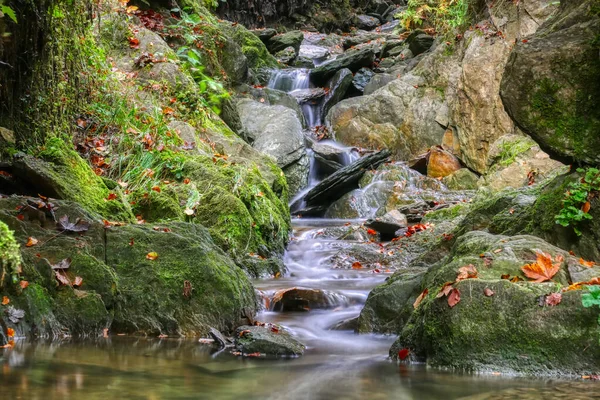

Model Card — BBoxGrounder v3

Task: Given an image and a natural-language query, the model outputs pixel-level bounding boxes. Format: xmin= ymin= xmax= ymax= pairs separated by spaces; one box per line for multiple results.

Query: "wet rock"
xmin=329 ymin=317 xmax=359 ymax=331
xmin=310 ymin=47 xmax=376 ymax=85
xmin=302 ymin=149 xmax=391 ymax=210
xmin=355 ymin=14 xmax=380 ymax=30
xmin=209 ymin=327 xmax=232 ymax=349
xmin=363 ymin=73 xmax=395 ymax=95
xmin=365 ymin=210 xmax=408 ymax=238
xmin=275 ymin=46 xmax=297 ymax=64
xmin=379 ymin=20 xmax=400 ymax=33
xmin=322 ymin=68 xmax=354 ymax=119
xmin=234 ymin=85 xmax=307 ymax=129
xmin=406 ymin=31 xmax=434 ymax=56
xmin=235 ymin=325 xmax=305 ymax=357
xmin=381 ymin=39 xmax=404 ymax=57
xmin=267 ymin=30 xmax=304 ymax=54
xmin=351 ymin=67 xmax=375 ymax=94
xmin=293 ymin=56 xmax=315 ymax=68
xmin=299 ymin=44 xmax=330 ymax=62
xmin=290 ymin=87 xmax=326 ymax=104
xmin=500 ymin=0 xmax=600 ymax=164
xmin=427 ymin=147 xmax=462 ymax=178
xmin=307 ymin=138 xmax=354 ymax=175
xmin=270 ymin=287 xmax=349 ymax=311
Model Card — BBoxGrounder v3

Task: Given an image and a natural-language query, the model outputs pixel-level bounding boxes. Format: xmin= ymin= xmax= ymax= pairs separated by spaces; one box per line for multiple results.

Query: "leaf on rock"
xmin=73 ymin=276 xmax=83 ymax=287
xmin=565 ymin=277 xmax=600 ymax=291
xmin=545 ymin=292 xmax=562 ymax=306
xmin=484 ymin=288 xmax=494 ymax=297
xmin=447 ymin=288 xmax=461 ymax=308
xmin=1 ymin=296 xmax=9 ymax=305
xmin=46 ymin=258 xmax=71 ymax=270
xmin=579 ymin=258 xmax=596 ymax=268
xmin=457 ymin=264 xmax=478 ymax=281
xmin=146 ymin=252 xmax=159 ymax=261
xmin=57 ymin=215 xmax=90 ymax=233
xmin=521 ymin=252 xmax=561 ymax=283
xmin=25 ymin=237 xmax=39 ymax=247
xmin=6 ymin=306 xmax=25 ymax=323
xmin=398 ymin=348 xmax=410 ymax=360
xmin=352 ymin=261 xmax=363 ymax=270
xmin=436 ymin=282 xmax=454 ymax=298
xmin=54 ymin=270 xmax=71 ymax=286
xmin=366 ymin=228 xmax=377 ymax=236
xmin=413 ymin=288 xmax=428 ymax=309
xmin=6 ymin=328 xmax=15 ymax=338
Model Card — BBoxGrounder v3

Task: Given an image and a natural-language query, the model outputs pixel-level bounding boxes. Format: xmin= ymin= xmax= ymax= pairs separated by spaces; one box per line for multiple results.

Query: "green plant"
xmin=555 ymin=168 xmax=600 ymax=235
xmin=0 ymin=0 xmax=17 ymax=23
xmin=396 ymin=0 xmax=472 ymax=34
xmin=582 ymin=285 xmax=600 ymax=342
xmin=498 ymin=139 xmax=532 ymax=167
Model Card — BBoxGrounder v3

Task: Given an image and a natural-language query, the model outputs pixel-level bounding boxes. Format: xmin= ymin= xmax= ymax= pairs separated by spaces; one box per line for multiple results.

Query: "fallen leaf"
xmin=447 ymin=288 xmax=461 ymax=307
xmin=436 ymin=282 xmax=454 ymax=298
xmin=582 ymin=201 xmax=591 ymax=213
xmin=19 ymin=281 xmax=29 ymax=289
xmin=16 ymin=214 xmax=24 ymax=221
xmin=6 ymin=328 xmax=15 ymax=337
xmin=129 ymin=238 xmax=135 ymax=246
xmin=25 ymin=237 xmax=39 ymax=247
xmin=183 ymin=178 xmax=191 ymax=184
xmin=564 ymin=277 xmax=600 ymax=291
xmin=398 ymin=348 xmax=410 ymax=360
xmin=54 ymin=270 xmax=71 ymax=286
xmin=103 ymin=328 xmax=109 ymax=338
xmin=501 ymin=274 xmax=511 ymax=280
xmin=352 ymin=261 xmax=363 ymax=270
xmin=521 ymin=251 xmax=561 ymax=283
xmin=57 ymin=215 xmax=90 ymax=233
xmin=46 ymin=258 xmax=71 ymax=270
xmin=151 ymin=186 xmax=161 ymax=193
xmin=457 ymin=264 xmax=478 ymax=281
xmin=493 ymin=248 xmax=502 ymax=254
xmin=106 ymin=193 xmax=118 ymax=201
xmin=413 ymin=288 xmax=429 ymax=309
xmin=2 ymin=296 xmax=9 ymax=305
xmin=579 ymin=258 xmax=596 ymax=268
xmin=510 ymin=276 xmax=524 ymax=283
xmin=146 ymin=252 xmax=159 ymax=261
xmin=366 ymin=228 xmax=377 ymax=236
xmin=73 ymin=276 xmax=83 ymax=287
xmin=483 ymin=288 xmax=495 ymax=297
xmin=158 ymin=334 xmax=168 ymax=338
xmin=545 ymin=292 xmax=562 ymax=306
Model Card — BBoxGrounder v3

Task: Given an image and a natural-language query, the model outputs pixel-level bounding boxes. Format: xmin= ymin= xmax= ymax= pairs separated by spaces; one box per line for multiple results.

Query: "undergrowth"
xmin=396 ymin=0 xmax=474 ymax=35
xmin=555 ymin=168 xmax=600 ymax=236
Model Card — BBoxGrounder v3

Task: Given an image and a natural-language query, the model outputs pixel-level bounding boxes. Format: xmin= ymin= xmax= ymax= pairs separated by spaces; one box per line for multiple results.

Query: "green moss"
xmin=423 ymin=202 xmax=470 ymax=222
xmin=0 ymin=221 xmax=21 ymax=287
xmin=497 ymin=138 xmax=533 ymax=166
xmin=219 ymin=22 xmax=279 ymax=69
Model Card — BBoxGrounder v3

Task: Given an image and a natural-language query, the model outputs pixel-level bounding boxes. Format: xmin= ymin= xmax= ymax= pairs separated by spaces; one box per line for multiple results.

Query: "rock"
xmin=289 ymin=87 xmax=326 ymax=104
xmin=381 ymin=39 xmax=404 ymax=57
xmin=251 ymin=28 xmax=277 ymax=43
xmin=209 ymin=327 xmax=232 ymax=349
xmin=0 ymin=127 xmax=15 ymax=146
xmin=301 ymin=149 xmax=391 ymax=211
xmin=220 ymin=38 xmax=249 ymax=83
xmin=267 ymin=30 xmax=304 ymax=54
xmin=310 ymin=47 xmax=375 ymax=85
xmin=351 ymin=67 xmax=375 ymax=93
xmin=298 ymin=44 xmax=330 ymax=62
xmin=365 ymin=209 xmax=408 ymax=238
xmin=406 ymin=31 xmax=434 ymax=56
xmin=427 ymin=147 xmax=461 ymax=178
xmin=355 ymin=14 xmax=380 ymax=30
xmin=293 ymin=56 xmax=315 ymax=68
xmin=363 ymin=73 xmax=396 ymax=95
xmin=307 ymin=138 xmax=355 ymax=175
xmin=379 ymin=19 xmax=400 ymax=33
xmin=330 ymin=317 xmax=359 ymax=331
xmin=275 ymin=46 xmax=297 ymax=64
xmin=480 ymin=134 xmax=566 ymax=191
xmin=442 ymin=168 xmax=479 ymax=190
xmin=270 ymin=287 xmax=349 ymax=311
xmin=322 ymin=68 xmax=354 ymax=119
xmin=235 ymin=325 xmax=305 ymax=357
xmin=235 ymin=98 xmax=308 ymax=194
xmin=235 ymin=84 xmax=307 ymax=128
xmin=500 ymin=0 xmax=600 ymax=164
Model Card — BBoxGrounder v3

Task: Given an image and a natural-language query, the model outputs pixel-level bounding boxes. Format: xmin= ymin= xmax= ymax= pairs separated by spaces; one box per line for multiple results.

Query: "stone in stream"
xmin=235 ymin=325 xmax=306 ymax=357
xmin=307 ymin=138 xmax=354 ymax=175
xmin=354 ymin=14 xmax=380 ymax=30
xmin=289 ymin=87 xmax=326 ymax=104
xmin=275 ymin=46 xmax=297 ymax=64
xmin=364 ymin=209 xmax=408 ymax=239
xmin=321 ymin=68 xmax=354 ymax=119
xmin=267 ymin=30 xmax=304 ymax=54
xmin=209 ymin=327 xmax=232 ymax=349
xmin=270 ymin=287 xmax=349 ymax=312
xmin=310 ymin=47 xmax=376 ymax=85
xmin=300 ymin=149 xmax=391 ymax=212
xmin=351 ymin=67 xmax=375 ymax=94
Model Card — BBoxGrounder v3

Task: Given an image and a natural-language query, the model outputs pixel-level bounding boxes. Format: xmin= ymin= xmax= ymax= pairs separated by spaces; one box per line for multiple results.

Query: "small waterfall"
xmin=268 ymin=69 xmax=311 ymax=92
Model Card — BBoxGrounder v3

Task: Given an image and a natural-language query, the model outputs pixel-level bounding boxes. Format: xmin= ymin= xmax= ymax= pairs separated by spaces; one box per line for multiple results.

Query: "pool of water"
xmin=1 ymin=338 xmax=597 ymax=400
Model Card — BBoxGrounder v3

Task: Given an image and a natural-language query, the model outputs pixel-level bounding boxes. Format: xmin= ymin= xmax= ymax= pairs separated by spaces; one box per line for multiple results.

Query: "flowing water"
xmin=2 ymin=37 xmax=598 ymax=400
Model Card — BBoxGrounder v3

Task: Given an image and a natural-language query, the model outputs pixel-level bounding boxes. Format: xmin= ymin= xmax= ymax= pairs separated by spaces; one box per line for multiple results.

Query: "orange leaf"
xmin=73 ymin=276 xmax=83 ymax=287
xmin=447 ymin=288 xmax=461 ymax=308
xmin=25 ymin=237 xmax=39 ymax=247
xmin=457 ymin=264 xmax=478 ymax=281
xmin=151 ymin=186 xmax=161 ymax=193
xmin=106 ymin=193 xmax=118 ymax=201
xmin=1 ymin=296 xmax=9 ymax=305
xmin=582 ymin=201 xmax=591 ymax=213
xmin=146 ymin=252 xmax=159 ymax=261
xmin=579 ymin=258 xmax=596 ymax=268
xmin=564 ymin=277 xmax=600 ymax=291
xmin=6 ymin=328 xmax=15 ymax=337
xmin=521 ymin=252 xmax=561 ymax=283
xmin=19 ymin=281 xmax=29 ymax=289
xmin=366 ymin=228 xmax=377 ymax=236
xmin=413 ymin=288 xmax=428 ymax=309
xmin=352 ymin=261 xmax=363 ymax=270
xmin=436 ymin=282 xmax=454 ymax=298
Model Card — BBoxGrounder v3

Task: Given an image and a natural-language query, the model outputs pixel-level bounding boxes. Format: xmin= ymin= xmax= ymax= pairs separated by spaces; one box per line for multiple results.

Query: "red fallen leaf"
xmin=270 ymin=326 xmax=280 ymax=333
xmin=582 ymin=201 xmax=591 ymax=213
xmin=151 ymin=186 xmax=161 ymax=193
xmin=183 ymin=178 xmax=191 ymax=184
xmin=2 ymin=296 xmax=9 ymax=305
xmin=398 ymin=348 xmax=410 ymax=360
xmin=579 ymin=258 xmax=596 ymax=268
xmin=366 ymin=228 xmax=377 ymax=235
xmin=25 ymin=237 xmax=39 ymax=247
xmin=436 ymin=282 xmax=454 ymax=298
xmin=457 ymin=264 xmax=478 ymax=281
xmin=6 ymin=328 xmax=15 ymax=337
xmin=162 ymin=106 xmax=175 ymax=115
xmin=484 ymin=288 xmax=494 ymax=297
xmin=128 ymin=37 xmax=140 ymax=49
xmin=413 ymin=288 xmax=428 ymax=309
xmin=522 ymin=39 xmax=528 ymax=43
xmin=447 ymin=288 xmax=461 ymax=307
xmin=352 ymin=261 xmax=363 ymax=270
xmin=19 ymin=281 xmax=29 ymax=289
xmin=106 ymin=193 xmax=118 ymax=201
xmin=545 ymin=292 xmax=562 ymax=306
xmin=73 ymin=276 xmax=83 ymax=287
xmin=501 ymin=274 xmax=510 ymax=280
xmin=521 ymin=252 xmax=561 ymax=283
xmin=129 ymin=238 xmax=135 ymax=246
xmin=0 ymin=170 xmax=12 ymax=177
xmin=16 ymin=214 xmax=24 ymax=221
xmin=246 ymin=352 xmax=262 ymax=357
xmin=569 ymin=250 xmax=576 ymax=256
xmin=146 ymin=252 xmax=159 ymax=261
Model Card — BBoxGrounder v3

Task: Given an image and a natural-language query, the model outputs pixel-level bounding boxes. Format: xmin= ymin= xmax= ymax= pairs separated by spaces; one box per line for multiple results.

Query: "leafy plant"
xmin=396 ymin=0 xmax=472 ymax=34
xmin=582 ymin=285 xmax=600 ymax=341
xmin=0 ymin=0 xmax=17 ymax=23
xmin=556 ymin=168 xmax=600 ymax=236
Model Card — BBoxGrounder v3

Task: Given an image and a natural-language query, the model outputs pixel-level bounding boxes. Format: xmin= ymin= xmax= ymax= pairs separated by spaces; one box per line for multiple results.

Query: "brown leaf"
xmin=352 ymin=261 xmax=363 ymax=270
xmin=1 ymin=296 xmax=9 ymax=305
xmin=564 ymin=277 xmax=600 ymax=291
xmin=582 ymin=201 xmax=591 ymax=214
xmin=19 ymin=280 xmax=29 ymax=289
xmin=146 ymin=252 xmax=159 ymax=261
xmin=484 ymin=288 xmax=494 ymax=297
xmin=447 ymin=288 xmax=461 ymax=308
xmin=436 ymin=282 xmax=454 ymax=298
xmin=25 ymin=237 xmax=39 ymax=247
xmin=545 ymin=292 xmax=562 ymax=306
xmin=57 ymin=215 xmax=90 ymax=233
xmin=521 ymin=252 xmax=561 ymax=283
xmin=500 ymin=274 xmax=511 ymax=280
xmin=413 ymin=288 xmax=429 ymax=309
xmin=457 ymin=264 xmax=478 ymax=281
xmin=579 ymin=258 xmax=596 ymax=268
xmin=54 ymin=270 xmax=71 ymax=286
xmin=73 ymin=276 xmax=83 ymax=287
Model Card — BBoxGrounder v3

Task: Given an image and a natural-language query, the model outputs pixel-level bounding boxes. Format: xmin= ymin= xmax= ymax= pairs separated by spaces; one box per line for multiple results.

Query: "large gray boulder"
xmin=310 ymin=48 xmax=375 ymax=85
xmin=267 ymin=30 xmax=304 ymax=54
xmin=235 ymin=325 xmax=305 ymax=357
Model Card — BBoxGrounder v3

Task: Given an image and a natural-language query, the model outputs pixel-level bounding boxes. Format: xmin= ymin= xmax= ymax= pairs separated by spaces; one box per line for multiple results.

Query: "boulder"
xmin=275 ymin=46 xmax=297 ymax=64
xmin=355 ymin=14 xmax=380 ymax=30
xmin=500 ymin=0 xmax=600 ymax=164
xmin=351 ymin=67 xmax=375 ymax=93
xmin=427 ymin=147 xmax=461 ymax=178
xmin=381 ymin=39 xmax=404 ymax=57
xmin=442 ymin=168 xmax=479 ymax=190
xmin=251 ymin=28 xmax=277 ymax=43
xmin=365 ymin=209 xmax=408 ymax=238
xmin=406 ymin=31 xmax=434 ymax=56
xmin=235 ymin=325 xmax=305 ymax=357
xmin=299 ymin=44 xmax=330 ymax=62
xmin=233 ymin=85 xmax=307 ymax=129
xmin=270 ymin=287 xmax=349 ymax=311
xmin=267 ymin=30 xmax=304 ymax=54
xmin=289 ymin=87 xmax=326 ymax=104
xmin=322 ymin=68 xmax=354 ymax=119
xmin=363 ymin=73 xmax=396 ymax=95
xmin=310 ymin=47 xmax=375 ymax=85
xmin=307 ymin=138 xmax=355 ymax=175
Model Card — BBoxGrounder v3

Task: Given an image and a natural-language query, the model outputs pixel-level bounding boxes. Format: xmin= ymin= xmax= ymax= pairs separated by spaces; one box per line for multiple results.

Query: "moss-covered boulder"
xmin=0 ymin=196 xmax=256 ymax=338
xmin=500 ymin=0 xmax=600 ymax=164
xmin=0 ymin=220 xmax=21 ymax=287
xmin=234 ymin=325 xmax=305 ymax=357
xmin=389 ymin=231 xmax=600 ymax=375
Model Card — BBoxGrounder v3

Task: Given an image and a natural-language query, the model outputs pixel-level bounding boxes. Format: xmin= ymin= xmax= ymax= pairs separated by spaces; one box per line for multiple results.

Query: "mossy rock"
xmin=235 ymin=325 xmax=305 ymax=357
xmin=107 ymin=222 xmax=256 ymax=336
xmin=219 ymin=21 xmax=279 ymax=70
xmin=0 ymin=220 xmax=21 ymax=287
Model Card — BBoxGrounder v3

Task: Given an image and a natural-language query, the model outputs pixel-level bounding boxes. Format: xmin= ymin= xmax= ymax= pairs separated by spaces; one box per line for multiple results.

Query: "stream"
xmin=1 ymin=36 xmax=599 ymax=400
